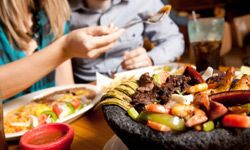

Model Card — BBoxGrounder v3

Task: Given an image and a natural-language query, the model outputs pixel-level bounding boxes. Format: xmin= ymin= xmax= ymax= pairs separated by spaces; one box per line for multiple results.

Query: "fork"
xmin=110 ymin=61 xmax=123 ymax=78
xmin=121 ymin=5 xmax=171 ymax=29
xmin=110 ymin=5 xmax=172 ymax=77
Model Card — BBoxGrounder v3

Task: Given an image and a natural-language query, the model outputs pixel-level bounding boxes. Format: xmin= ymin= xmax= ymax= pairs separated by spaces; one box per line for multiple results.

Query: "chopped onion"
xmin=202 ymin=67 xmax=213 ymax=81
xmin=58 ymin=104 xmax=72 ymax=120
xmin=171 ymin=94 xmax=194 ymax=105
xmin=29 ymin=115 xmax=39 ymax=127
xmin=81 ymin=96 xmax=90 ymax=104
xmin=45 ymin=116 xmax=52 ymax=123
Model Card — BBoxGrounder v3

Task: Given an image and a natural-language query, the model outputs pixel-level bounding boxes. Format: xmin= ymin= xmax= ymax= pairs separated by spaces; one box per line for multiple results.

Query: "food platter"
xmin=113 ymin=62 xmax=187 ymax=80
xmin=97 ymin=63 xmax=188 ymax=93
xmin=3 ymin=84 xmax=102 ymax=141
xmin=99 ymin=65 xmax=250 ymax=149
xmin=103 ymin=105 xmax=250 ymax=150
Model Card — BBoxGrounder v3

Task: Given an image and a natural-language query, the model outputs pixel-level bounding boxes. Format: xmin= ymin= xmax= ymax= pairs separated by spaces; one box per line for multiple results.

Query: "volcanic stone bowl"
xmin=102 ymin=105 xmax=250 ymax=150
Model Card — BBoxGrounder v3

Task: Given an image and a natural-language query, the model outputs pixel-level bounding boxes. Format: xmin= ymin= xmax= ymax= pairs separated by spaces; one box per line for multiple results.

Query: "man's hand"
xmin=122 ymin=47 xmax=153 ymax=70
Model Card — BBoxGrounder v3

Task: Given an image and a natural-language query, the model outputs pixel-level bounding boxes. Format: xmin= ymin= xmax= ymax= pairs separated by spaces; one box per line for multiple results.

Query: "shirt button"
xmin=132 ymin=34 xmax=136 ymax=37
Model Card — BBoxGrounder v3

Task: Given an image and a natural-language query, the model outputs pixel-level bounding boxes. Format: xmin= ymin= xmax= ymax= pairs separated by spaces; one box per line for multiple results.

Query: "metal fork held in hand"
xmin=111 ymin=61 xmax=123 ymax=78
xmin=122 ymin=12 xmax=166 ymax=29
xmin=121 ymin=5 xmax=171 ymax=29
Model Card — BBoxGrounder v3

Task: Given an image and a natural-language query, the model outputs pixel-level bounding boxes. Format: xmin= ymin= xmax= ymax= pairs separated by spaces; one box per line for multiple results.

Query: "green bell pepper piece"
xmin=66 ymin=102 xmax=75 ymax=115
xmin=127 ymin=107 xmax=139 ymax=120
xmin=41 ymin=111 xmax=58 ymax=122
xmin=203 ymin=121 xmax=215 ymax=132
xmin=138 ymin=111 xmax=185 ymax=131
xmin=76 ymin=104 xmax=84 ymax=111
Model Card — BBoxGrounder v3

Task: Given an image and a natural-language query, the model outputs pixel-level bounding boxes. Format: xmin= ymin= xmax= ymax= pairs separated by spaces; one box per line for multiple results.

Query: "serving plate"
xmin=97 ymin=63 xmax=189 ymax=93
xmin=3 ymin=84 xmax=102 ymax=141
xmin=113 ymin=62 xmax=187 ymax=80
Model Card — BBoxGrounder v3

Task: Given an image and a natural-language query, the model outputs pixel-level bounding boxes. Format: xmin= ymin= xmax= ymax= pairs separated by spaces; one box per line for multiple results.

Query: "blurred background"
xmin=161 ymin=0 xmax=250 ymax=67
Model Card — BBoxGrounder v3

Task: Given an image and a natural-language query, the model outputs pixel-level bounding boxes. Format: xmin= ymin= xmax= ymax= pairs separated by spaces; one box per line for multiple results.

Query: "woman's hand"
xmin=63 ymin=26 xmax=124 ymax=58
xmin=0 ymin=26 xmax=123 ymax=100
xmin=122 ymin=47 xmax=153 ymax=70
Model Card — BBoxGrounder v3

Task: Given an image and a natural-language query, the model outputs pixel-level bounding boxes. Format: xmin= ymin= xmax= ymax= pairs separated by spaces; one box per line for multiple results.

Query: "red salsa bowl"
xmin=19 ymin=123 xmax=74 ymax=150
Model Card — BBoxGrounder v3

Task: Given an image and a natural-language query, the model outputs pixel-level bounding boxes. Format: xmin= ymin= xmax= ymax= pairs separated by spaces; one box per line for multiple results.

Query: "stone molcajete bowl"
xmin=103 ymin=105 xmax=250 ymax=150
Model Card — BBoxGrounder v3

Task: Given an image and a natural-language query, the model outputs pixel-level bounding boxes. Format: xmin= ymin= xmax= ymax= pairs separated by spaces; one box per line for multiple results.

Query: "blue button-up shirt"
xmin=69 ymin=0 xmax=184 ymax=82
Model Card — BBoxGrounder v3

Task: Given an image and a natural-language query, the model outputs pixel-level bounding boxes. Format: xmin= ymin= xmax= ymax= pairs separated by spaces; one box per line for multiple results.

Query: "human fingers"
xmin=87 ymin=28 xmax=124 ymax=49
xmin=85 ymin=26 xmax=119 ymax=36
xmin=122 ymin=54 xmax=152 ymax=70
xmin=123 ymin=47 xmax=146 ymax=60
xmin=123 ymin=60 xmax=146 ymax=70
xmin=63 ymin=27 xmax=122 ymax=58
xmin=86 ymin=42 xmax=115 ymax=58
xmin=123 ymin=48 xmax=148 ymax=67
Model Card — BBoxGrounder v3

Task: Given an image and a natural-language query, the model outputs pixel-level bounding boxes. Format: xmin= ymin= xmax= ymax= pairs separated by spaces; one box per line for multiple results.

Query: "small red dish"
xmin=19 ymin=123 xmax=74 ymax=150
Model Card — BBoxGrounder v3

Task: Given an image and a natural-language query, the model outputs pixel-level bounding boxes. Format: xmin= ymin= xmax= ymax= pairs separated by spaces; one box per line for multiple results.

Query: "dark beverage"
xmin=191 ymin=41 xmax=221 ymax=71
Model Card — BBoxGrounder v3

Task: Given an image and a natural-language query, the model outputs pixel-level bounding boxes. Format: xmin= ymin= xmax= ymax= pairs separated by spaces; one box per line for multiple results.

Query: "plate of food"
xmin=97 ymin=65 xmax=250 ymax=150
xmin=4 ymin=84 xmax=102 ymax=140
xmin=97 ymin=63 xmax=189 ymax=93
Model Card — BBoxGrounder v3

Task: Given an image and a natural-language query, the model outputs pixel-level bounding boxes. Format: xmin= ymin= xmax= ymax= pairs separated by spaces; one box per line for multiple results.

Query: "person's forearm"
xmin=56 ymin=59 xmax=74 ymax=85
xmin=0 ymin=36 xmax=69 ymax=100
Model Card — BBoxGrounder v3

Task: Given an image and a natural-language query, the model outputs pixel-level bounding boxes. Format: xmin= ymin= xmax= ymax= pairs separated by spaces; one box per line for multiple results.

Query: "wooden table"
xmin=7 ymin=109 xmax=115 ymax=150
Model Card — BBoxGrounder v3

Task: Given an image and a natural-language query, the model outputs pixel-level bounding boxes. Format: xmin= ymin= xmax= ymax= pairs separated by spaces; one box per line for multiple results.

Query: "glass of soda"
xmin=188 ymin=18 xmax=224 ymax=71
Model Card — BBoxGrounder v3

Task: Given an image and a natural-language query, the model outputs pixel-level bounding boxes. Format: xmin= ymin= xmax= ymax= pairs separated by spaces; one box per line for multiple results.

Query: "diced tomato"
xmin=38 ymin=114 xmax=47 ymax=125
xmin=222 ymin=114 xmax=250 ymax=128
xmin=209 ymin=101 xmax=228 ymax=120
xmin=147 ymin=120 xmax=171 ymax=132
xmin=53 ymin=104 xmax=62 ymax=117
xmin=145 ymin=104 xmax=168 ymax=113
xmin=163 ymin=106 xmax=171 ymax=114
xmin=70 ymin=99 xmax=81 ymax=109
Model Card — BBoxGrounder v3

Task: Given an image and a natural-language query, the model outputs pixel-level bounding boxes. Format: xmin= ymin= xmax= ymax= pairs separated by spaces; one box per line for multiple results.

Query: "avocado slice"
xmin=121 ymin=80 xmax=139 ymax=91
xmin=115 ymin=85 xmax=135 ymax=97
xmin=95 ymin=98 xmax=132 ymax=111
xmin=102 ymin=89 xmax=132 ymax=102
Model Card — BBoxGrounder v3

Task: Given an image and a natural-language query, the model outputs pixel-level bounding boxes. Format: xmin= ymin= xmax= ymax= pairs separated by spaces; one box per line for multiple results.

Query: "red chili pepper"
xmin=222 ymin=114 xmax=250 ymax=128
